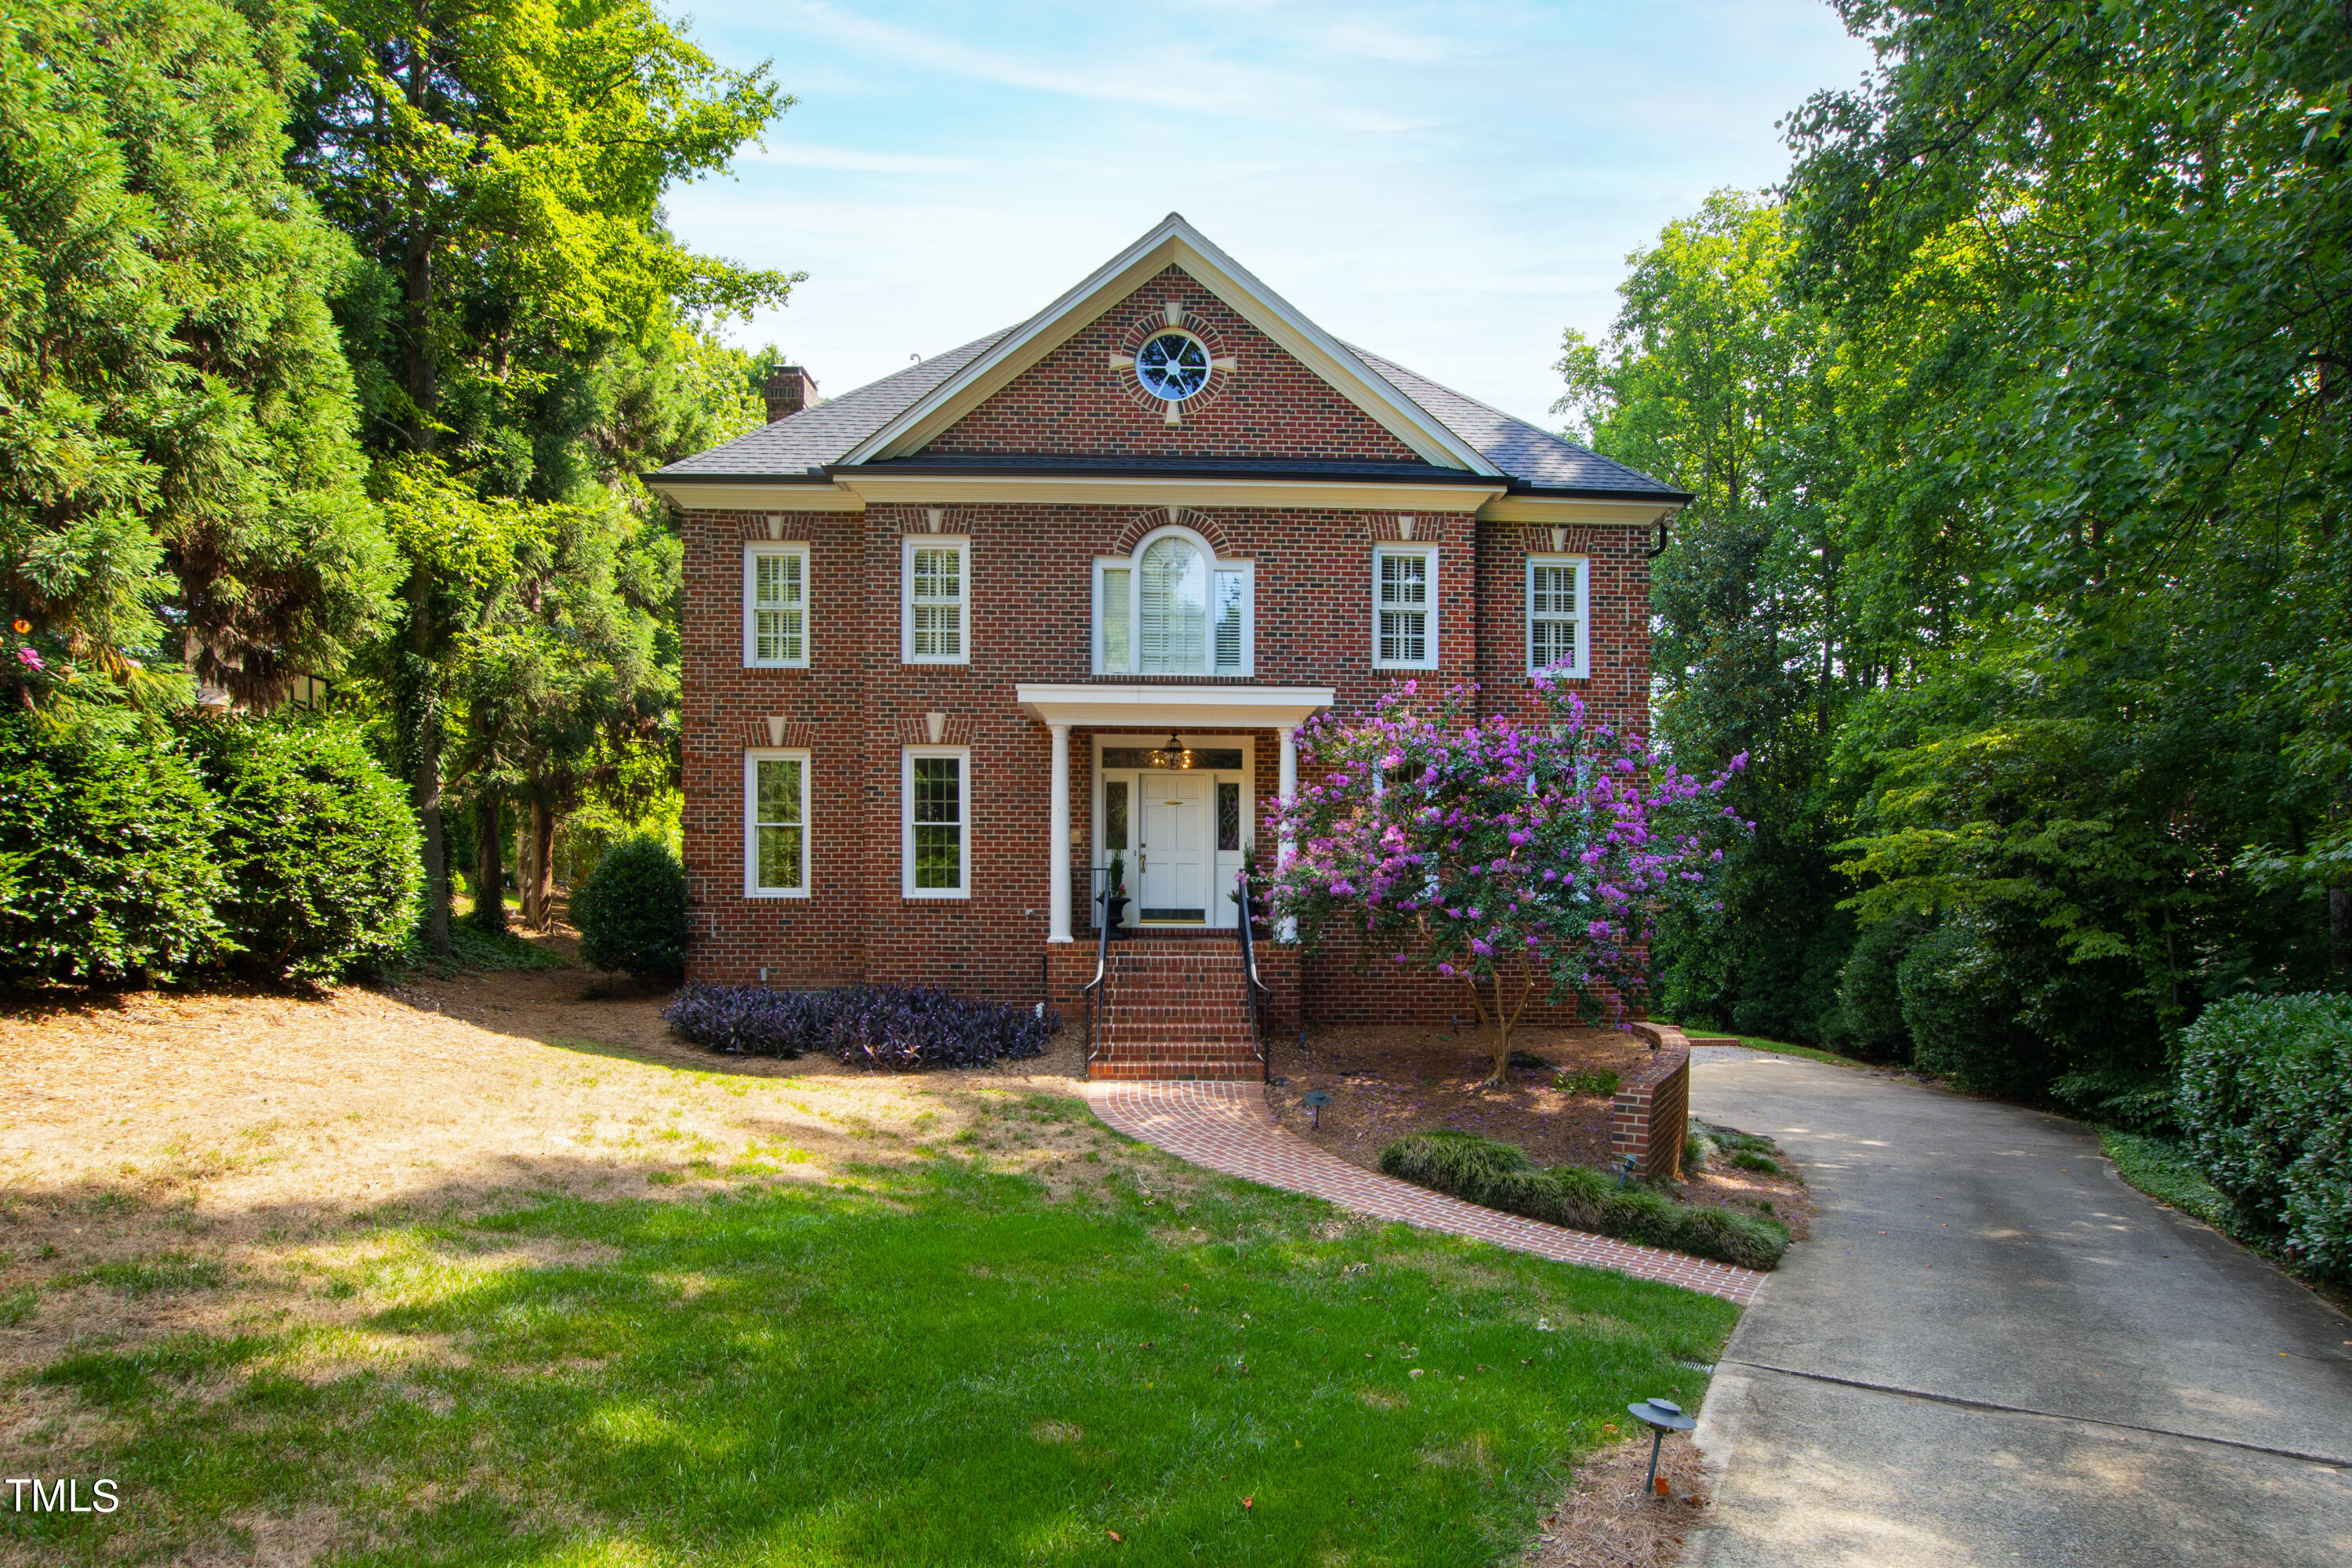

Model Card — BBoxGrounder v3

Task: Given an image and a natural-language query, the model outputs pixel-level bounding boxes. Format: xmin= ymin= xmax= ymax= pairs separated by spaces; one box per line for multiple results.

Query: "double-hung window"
xmin=1094 ymin=528 xmax=1250 ymax=676
xmin=745 ymin=750 xmax=809 ymax=896
xmin=1526 ymin=556 xmax=1589 ymax=677
xmin=902 ymin=747 xmax=970 ymax=898
xmin=1372 ymin=544 xmax=1438 ymax=669
xmin=744 ymin=543 xmax=808 ymax=668
xmin=902 ymin=537 xmax=968 ymax=663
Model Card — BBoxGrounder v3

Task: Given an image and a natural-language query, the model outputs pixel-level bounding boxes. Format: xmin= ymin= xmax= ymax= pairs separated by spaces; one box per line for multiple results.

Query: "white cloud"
xmin=740 ymin=143 xmax=982 ymax=175
xmin=669 ymin=0 xmax=1877 ymax=423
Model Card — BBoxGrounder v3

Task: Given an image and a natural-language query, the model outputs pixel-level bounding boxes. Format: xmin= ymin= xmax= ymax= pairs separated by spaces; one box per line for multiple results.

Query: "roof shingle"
xmin=652 ymin=328 xmax=1683 ymax=501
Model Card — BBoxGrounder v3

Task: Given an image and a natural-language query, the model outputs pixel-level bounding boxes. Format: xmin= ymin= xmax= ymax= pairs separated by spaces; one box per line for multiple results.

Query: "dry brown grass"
xmin=0 ymin=959 xmax=1132 ymax=1391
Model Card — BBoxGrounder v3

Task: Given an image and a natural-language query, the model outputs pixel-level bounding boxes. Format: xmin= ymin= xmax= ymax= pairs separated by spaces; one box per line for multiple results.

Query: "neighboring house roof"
xmin=652 ymin=215 xmax=1686 ymax=503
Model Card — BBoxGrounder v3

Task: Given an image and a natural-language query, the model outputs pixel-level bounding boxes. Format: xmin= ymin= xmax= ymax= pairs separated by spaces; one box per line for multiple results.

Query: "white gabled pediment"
xmin=837 ymin=213 xmax=1503 ymax=476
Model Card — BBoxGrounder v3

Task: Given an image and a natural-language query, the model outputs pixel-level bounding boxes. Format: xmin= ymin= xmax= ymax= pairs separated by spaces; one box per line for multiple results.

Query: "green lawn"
xmin=11 ymin=1097 xmax=1734 ymax=1566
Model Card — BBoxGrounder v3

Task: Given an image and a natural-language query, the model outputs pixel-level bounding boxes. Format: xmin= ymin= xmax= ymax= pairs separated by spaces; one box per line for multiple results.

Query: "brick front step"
xmin=1087 ymin=935 xmax=1264 ymax=1081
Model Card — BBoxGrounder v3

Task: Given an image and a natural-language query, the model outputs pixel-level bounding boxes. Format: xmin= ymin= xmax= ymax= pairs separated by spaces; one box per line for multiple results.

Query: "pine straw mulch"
xmin=1266 ymin=1023 xmax=1815 ymax=1237
xmin=1523 ymin=1433 xmax=1716 ymax=1567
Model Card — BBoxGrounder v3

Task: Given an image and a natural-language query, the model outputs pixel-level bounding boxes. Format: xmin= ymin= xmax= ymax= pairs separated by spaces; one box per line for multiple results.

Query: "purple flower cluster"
xmin=1262 ymin=679 xmax=1749 ymax=1020
xmin=664 ymin=984 xmax=1058 ymax=1070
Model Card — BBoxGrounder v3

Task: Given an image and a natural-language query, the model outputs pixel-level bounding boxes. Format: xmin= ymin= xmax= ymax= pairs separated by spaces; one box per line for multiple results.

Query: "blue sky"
xmin=664 ymin=2 xmax=1876 ymax=428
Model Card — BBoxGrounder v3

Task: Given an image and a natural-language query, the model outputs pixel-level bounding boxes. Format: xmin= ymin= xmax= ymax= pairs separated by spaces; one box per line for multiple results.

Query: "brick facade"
xmin=670 ymin=249 xmax=1673 ymax=1047
xmin=928 ymin=265 xmax=1423 ymax=463
xmin=682 ymin=493 xmax=1653 ymax=1009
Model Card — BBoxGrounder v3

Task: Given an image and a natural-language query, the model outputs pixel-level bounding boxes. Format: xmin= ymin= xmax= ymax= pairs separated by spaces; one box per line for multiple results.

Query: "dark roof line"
xmin=650 ymin=325 xmax=1685 ymax=502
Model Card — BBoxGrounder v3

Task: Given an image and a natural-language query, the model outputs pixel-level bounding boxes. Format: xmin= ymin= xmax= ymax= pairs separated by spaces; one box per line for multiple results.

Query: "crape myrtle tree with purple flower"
xmin=1264 ymin=678 xmax=1748 ymax=1083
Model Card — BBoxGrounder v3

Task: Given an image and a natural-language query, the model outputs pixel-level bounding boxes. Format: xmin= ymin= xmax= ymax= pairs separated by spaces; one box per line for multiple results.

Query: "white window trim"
xmin=902 ymin=745 xmax=971 ymax=900
xmin=1092 ymin=524 xmax=1254 ymax=677
xmin=1526 ymin=554 xmax=1591 ymax=679
xmin=1370 ymin=543 xmax=1439 ymax=670
xmin=742 ymin=543 xmax=810 ymax=670
xmin=901 ymin=535 xmax=971 ymax=665
xmin=743 ymin=748 xmax=811 ymax=898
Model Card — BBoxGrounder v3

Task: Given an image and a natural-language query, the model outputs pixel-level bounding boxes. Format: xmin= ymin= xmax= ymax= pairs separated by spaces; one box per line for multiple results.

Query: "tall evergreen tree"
xmin=286 ymin=0 xmax=795 ymax=950
xmin=0 ymin=0 xmax=390 ymax=708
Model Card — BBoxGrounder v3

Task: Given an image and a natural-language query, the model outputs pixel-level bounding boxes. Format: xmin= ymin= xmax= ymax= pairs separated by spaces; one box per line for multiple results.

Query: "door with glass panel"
xmin=1094 ymin=740 xmax=1252 ymax=927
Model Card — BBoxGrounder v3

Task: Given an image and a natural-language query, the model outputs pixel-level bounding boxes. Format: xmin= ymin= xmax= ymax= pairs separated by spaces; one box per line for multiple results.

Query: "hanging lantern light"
xmin=1149 ymin=732 xmax=1192 ymax=769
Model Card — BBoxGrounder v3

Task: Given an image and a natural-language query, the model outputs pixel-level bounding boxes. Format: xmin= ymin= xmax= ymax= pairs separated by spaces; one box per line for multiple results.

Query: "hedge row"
xmin=1377 ymin=1129 xmax=1788 ymax=1271
xmin=665 ymin=983 xmax=1058 ymax=1070
xmin=2177 ymin=993 xmax=2352 ymax=1281
xmin=0 ymin=714 xmax=419 ymax=987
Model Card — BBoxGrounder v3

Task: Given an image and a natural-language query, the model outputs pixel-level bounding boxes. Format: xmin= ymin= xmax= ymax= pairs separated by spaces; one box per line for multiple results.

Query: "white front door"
xmin=1138 ymin=771 xmax=1210 ymax=922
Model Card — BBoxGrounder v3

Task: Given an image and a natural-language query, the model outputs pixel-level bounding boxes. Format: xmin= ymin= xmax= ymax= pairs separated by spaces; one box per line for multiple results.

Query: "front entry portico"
xmin=1014 ymin=684 xmax=1334 ymax=943
xmin=1098 ymin=747 xmax=1241 ymax=927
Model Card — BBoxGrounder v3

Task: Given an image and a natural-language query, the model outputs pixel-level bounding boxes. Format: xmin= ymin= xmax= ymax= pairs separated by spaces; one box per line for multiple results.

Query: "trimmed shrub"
xmin=666 ymin=983 xmax=1058 ymax=1070
xmin=1898 ymin=915 xmax=2049 ymax=1097
xmin=0 ymin=717 xmax=227 ymax=986
xmin=2048 ymin=1069 xmax=2176 ymax=1134
xmin=1377 ymin=1129 xmax=1789 ymax=1270
xmin=180 ymin=718 xmax=420 ymax=982
xmin=572 ymin=835 xmax=689 ymax=983
xmin=1822 ymin=914 xmax=1922 ymax=1062
xmin=2177 ymin=993 xmax=2352 ymax=1280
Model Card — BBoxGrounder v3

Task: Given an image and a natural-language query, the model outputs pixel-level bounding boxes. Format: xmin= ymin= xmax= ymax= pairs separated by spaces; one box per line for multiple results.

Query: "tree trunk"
xmin=1465 ymin=963 xmax=1538 ymax=1083
xmin=514 ymin=809 xmax=536 ymax=930
xmin=404 ymin=564 xmax=450 ymax=956
xmin=524 ymin=795 xmax=556 ymax=930
xmin=471 ymin=789 xmax=505 ymax=935
xmin=2332 ymin=884 xmax=2350 ymax=974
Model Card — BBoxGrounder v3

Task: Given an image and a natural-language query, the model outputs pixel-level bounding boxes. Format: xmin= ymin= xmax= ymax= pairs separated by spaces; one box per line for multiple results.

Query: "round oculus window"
xmin=1134 ymin=331 xmax=1211 ymax=401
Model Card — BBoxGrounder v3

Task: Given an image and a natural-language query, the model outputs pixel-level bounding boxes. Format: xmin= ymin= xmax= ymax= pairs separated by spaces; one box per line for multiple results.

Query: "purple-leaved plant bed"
xmin=663 ymin=984 xmax=1058 ymax=1071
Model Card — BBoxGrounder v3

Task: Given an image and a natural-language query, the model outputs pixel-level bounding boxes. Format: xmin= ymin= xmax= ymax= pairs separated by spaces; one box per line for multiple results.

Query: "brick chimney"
xmin=762 ymin=365 xmax=818 ymax=423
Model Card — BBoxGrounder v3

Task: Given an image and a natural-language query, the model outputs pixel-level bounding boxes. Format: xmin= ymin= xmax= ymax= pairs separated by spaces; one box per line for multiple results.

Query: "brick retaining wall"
xmin=1610 ymin=1022 xmax=1691 ymax=1181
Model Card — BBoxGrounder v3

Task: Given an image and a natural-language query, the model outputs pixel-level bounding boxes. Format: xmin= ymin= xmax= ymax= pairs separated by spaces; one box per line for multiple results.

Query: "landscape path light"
xmin=1300 ymin=1089 xmax=1333 ymax=1128
xmin=1628 ymin=1397 xmax=1695 ymax=1494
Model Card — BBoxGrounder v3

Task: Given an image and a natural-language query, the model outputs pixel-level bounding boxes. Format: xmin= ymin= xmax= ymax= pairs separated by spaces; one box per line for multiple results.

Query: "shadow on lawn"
xmin=5 ymin=1153 xmax=1736 ymax=1568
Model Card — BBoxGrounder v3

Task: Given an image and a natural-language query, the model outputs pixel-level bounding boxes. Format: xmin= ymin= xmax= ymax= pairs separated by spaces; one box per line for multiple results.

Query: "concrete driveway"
xmin=1685 ymin=1047 xmax=2352 ymax=1566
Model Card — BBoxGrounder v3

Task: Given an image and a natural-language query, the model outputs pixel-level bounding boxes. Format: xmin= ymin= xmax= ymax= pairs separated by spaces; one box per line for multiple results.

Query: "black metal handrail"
xmin=1233 ymin=866 xmax=1274 ymax=1080
xmin=1081 ymin=887 xmax=1113 ymax=1064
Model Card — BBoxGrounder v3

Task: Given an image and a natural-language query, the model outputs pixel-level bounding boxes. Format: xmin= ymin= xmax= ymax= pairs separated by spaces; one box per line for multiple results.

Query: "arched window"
xmin=1095 ymin=527 xmax=1251 ymax=677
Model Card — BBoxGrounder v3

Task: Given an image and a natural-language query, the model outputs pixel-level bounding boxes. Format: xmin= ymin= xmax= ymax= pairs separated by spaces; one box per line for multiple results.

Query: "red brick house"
xmin=647 ymin=215 xmax=1687 ymax=1078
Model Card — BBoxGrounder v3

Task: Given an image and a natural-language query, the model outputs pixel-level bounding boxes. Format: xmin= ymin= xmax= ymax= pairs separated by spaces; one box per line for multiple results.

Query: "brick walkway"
xmin=1084 ymin=1080 xmax=1766 ymax=1305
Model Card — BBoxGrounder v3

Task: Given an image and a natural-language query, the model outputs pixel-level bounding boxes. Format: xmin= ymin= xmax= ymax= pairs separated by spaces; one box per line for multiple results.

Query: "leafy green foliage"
xmin=1575 ymin=5 xmax=2352 ymax=1073
xmin=2049 ymin=1070 xmax=2178 ymax=1136
xmin=179 ymin=717 xmax=420 ymax=982
xmin=2099 ymin=1128 xmax=2238 ymax=1236
xmin=2177 ymin=993 xmax=2352 ymax=1279
xmin=0 ymin=0 xmax=392 ymax=705
xmin=1552 ymin=1069 xmax=1621 ymax=1098
xmin=571 ymin=833 xmax=687 ymax=983
xmin=284 ymin=0 xmax=794 ymax=953
xmin=0 ymin=717 xmax=227 ymax=986
xmin=1378 ymin=1130 xmax=1788 ymax=1271
xmin=1820 ymin=913 xmax=1921 ymax=1063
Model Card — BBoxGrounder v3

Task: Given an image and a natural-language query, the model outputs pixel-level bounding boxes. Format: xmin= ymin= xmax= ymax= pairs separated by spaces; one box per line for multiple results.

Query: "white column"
xmin=1047 ymin=723 xmax=1073 ymax=943
xmin=1276 ymin=725 xmax=1299 ymax=942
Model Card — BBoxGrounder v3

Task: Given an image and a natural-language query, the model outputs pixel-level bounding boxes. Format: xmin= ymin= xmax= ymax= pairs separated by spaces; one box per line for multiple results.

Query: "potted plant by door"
xmin=1103 ymin=851 xmax=1131 ymax=939
xmin=1228 ymin=846 xmax=1265 ymax=935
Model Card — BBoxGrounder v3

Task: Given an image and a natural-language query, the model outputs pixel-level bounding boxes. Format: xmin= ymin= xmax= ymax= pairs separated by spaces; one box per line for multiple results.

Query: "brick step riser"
xmin=1091 ymin=942 xmax=1261 ymax=1081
